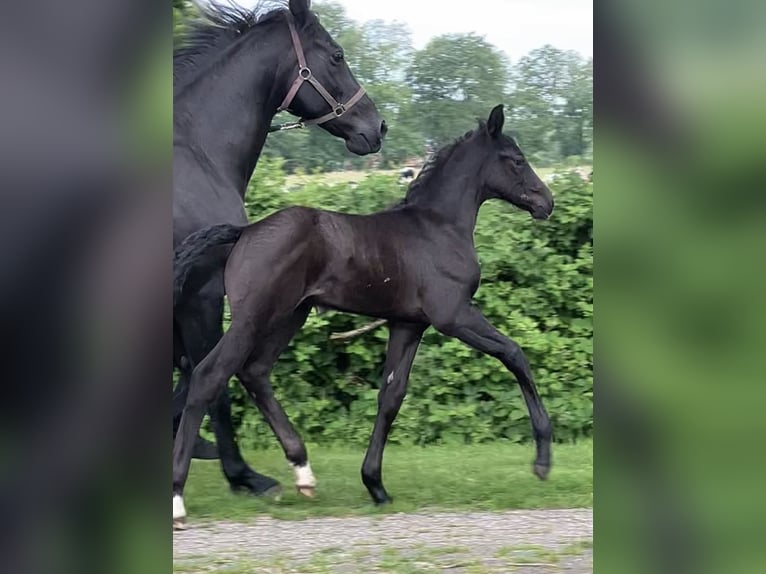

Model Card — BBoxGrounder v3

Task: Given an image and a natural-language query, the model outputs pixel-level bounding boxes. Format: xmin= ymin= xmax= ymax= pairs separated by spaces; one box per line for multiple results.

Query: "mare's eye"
xmin=332 ymin=51 xmax=344 ymax=63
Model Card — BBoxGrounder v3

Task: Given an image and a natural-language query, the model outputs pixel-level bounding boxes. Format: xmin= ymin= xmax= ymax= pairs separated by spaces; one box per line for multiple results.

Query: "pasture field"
xmin=283 ymin=166 xmax=573 ymax=189
xmin=182 ymin=440 xmax=592 ymax=522
xmin=176 ymin=441 xmax=592 ymax=573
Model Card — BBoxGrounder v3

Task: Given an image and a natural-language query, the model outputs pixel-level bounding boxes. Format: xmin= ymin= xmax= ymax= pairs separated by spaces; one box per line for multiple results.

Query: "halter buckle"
xmin=334 ymin=104 xmax=346 ymax=117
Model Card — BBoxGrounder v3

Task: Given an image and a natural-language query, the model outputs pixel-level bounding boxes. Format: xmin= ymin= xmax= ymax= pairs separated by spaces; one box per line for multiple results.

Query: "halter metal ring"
xmin=334 ymin=104 xmax=346 ymax=117
xmin=299 ymin=67 xmax=312 ymax=80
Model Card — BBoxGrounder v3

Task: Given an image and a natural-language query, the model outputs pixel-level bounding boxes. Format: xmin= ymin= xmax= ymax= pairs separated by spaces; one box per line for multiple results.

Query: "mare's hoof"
xmin=371 ymin=491 xmax=393 ymax=506
xmin=191 ymin=435 xmax=219 ymax=460
xmin=173 ymin=517 xmax=187 ymax=531
xmin=297 ymin=485 xmax=316 ymax=498
xmin=533 ymin=462 xmax=551 ymax=481
xmin=230 ymin=473 xmax=283 ymax=498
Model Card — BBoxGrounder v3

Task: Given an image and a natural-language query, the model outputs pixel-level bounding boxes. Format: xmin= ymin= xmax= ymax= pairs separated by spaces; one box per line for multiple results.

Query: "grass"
xmin=183 ymin=440 xmax=592 ymax=522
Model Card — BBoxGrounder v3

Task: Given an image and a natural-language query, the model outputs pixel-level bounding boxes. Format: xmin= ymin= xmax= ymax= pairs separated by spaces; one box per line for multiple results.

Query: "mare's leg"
xmin=434 ymin=304 xmax=552 ymax=478
xmin=361 ymin=322 xmax=426 ymax=504
xmin=173 ymin=322 xmax=218 ymax=459
xmin=172 ymin=319 xmax=257 ymax=527
xmin=175 ymin=277 xmax=280 ymax=495
xmin=237 ymin=303 xmax=317 ymax=496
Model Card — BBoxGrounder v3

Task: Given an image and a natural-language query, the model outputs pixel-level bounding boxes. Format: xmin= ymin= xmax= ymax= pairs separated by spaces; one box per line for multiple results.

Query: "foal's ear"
xmin=289 ymin=0 xmax=312 ymax=24
xmin=486 ymin=104 xmax=505 ymax=139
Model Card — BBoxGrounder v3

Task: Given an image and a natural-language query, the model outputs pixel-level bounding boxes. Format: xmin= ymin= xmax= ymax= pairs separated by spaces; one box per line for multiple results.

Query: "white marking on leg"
xmin=387 ymin=371 xmax=395 ymax=385
xmin=291 ymin=462 xmax=316 ymax=487
xmin=173 ymin=494 xmax=186 ymax=520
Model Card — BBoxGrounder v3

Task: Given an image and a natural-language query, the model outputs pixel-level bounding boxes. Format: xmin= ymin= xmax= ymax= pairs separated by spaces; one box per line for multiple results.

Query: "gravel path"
xmin=173 ymin=508 xmax=593 ymax=573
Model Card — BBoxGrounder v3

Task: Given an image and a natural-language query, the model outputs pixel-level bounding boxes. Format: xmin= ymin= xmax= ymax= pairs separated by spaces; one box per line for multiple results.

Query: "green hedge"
xmin=217 ymin=157 xmax=592 ymax=448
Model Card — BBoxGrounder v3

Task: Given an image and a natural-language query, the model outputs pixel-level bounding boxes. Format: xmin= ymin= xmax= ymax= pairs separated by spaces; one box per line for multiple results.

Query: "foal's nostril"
xmin=380 ymin=120 xmax=388 ymax=138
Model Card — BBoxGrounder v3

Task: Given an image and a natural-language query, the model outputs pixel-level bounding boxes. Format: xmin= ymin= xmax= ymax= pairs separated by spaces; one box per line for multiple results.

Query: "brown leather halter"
xmin=269 ymin=13 xmax=366 ymax=133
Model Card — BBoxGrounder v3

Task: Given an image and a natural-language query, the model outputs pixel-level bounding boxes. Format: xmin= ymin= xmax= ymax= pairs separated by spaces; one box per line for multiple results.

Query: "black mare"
xmin=173 ymin=0 xmax=386 ymax=498
xmin=172 ymin=105 xmax=555 ymax=523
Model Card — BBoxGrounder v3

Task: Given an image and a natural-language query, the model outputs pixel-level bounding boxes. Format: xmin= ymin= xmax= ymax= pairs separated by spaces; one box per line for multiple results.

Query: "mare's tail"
xmin=173 ymin=224 xmax=245 ymax=307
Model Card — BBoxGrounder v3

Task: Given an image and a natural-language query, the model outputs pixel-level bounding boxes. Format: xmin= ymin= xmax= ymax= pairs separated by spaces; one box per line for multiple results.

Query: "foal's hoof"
xmin=191 ymin=435 xmax=219 ymax=460
xmin=533 ymin=462 xmax=551 ymax=481
xmin=173 ymin=517 xmax=187 ymax=531
xmin=297 ymin=485 xmax=316 ymax=498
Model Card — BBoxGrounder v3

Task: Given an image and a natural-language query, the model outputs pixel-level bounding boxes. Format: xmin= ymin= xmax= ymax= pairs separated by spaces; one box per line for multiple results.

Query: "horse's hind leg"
xmin=237 ymin=303 xmax=316 ymax=496
xmin=173 ymin=320 xmax=218 ymax=460
xmin=172 ymin=319 xmax=258 ymax=527
xmin=175 ymin=280 xmax=280 ymax=496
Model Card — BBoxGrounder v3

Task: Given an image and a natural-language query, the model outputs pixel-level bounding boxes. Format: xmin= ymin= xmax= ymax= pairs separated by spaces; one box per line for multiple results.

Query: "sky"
xmin=221 ymin=1 xmax=593 ymax=64
xmin=334 ymin=0 xmax=593 ymax=63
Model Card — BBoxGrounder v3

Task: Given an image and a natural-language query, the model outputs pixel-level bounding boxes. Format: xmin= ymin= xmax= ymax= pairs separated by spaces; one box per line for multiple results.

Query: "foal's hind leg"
xmin=237 ymin=303 xmax=317 ymax=496
xmin=361 ymin=322 xmax=426 ymax=504
xmin=434 ymin=304 xmax=552 ymax=478
xmin=172 ymin=320 xmax=258 ymax=527
xmin=176 ymin=280 xmax=280 ymax=495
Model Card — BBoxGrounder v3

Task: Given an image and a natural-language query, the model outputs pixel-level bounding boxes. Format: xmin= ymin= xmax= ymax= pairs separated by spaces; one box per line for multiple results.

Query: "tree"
xmin=508 ymin=45 xmax=592 ymax=163
xmin=407 ymin=34 xmax=510 ymax=146
xmin=176 ymin=2 xmax=593 ymax=172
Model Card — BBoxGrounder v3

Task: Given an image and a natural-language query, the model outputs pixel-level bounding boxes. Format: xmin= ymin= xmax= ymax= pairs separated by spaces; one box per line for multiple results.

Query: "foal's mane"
xmin=173 ymin=1 xmax=291 ymax=91
xmin=401 ymin=122 xmax=485 ymax=204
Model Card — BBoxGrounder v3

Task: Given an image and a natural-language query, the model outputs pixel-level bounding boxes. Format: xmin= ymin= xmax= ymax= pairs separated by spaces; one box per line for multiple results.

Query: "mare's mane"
xmin=173 ymin=1 xmax=292 ymax=91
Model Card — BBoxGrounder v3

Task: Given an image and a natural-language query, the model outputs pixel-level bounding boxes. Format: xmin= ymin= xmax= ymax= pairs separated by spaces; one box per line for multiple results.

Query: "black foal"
xmin=172 ymin=104 xmax=555 ymax=524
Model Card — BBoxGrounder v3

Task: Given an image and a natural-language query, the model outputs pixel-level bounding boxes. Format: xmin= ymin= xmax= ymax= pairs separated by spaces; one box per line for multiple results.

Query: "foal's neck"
xmin=173 ymin=19 xmax=292 ymax=196
xmin=404 ymin=153 xmax=484 ymax=235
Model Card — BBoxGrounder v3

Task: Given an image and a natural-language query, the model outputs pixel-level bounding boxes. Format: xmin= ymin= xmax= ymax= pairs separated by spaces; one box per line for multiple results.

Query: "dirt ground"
xmin=173 ymin=508 xmax=593 ymax=573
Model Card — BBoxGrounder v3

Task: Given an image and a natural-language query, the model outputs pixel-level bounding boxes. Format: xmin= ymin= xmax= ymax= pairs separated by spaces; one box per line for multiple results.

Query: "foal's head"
xmin=478 ymin=105 xmax=554 ymax=220
xmin=280 ymin=0 xmax=387 ymax=154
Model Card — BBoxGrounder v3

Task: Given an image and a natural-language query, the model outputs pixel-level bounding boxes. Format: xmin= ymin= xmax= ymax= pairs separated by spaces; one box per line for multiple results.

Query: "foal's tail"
xmin=173 ymin=223 xmax=245 ymax=307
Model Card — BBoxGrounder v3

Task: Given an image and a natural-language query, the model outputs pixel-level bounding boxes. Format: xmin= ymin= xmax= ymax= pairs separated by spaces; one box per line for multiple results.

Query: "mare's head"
xmin=476 ymin=105 xmax=554 ymax=220
xmin=278 ymin=0 xmax=387 ymax=154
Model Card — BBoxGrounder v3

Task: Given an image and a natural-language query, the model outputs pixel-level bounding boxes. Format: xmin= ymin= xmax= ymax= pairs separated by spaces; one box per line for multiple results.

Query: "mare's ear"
xmin=486 ymin=104 xmax=505 ymax=139
xmin=289 ymin=0 xmax=311 ymax=25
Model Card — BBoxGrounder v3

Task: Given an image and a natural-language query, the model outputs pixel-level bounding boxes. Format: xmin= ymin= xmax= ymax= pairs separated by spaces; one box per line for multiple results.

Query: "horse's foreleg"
xmin=435 ymin=304 xmax=552 ymax=479
xmin=361 ymin=321 xmax=426 ymax=504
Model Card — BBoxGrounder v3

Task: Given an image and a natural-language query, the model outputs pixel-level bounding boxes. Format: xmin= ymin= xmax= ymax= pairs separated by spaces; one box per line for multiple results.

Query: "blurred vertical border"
xmin=595 ymin=0 xmax=766 ymax=572
xmin=0 ymin=1 xmax=170 ymax=573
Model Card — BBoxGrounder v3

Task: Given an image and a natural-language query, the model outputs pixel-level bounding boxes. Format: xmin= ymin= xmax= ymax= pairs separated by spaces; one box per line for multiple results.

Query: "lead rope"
xmin=268 ymin=120 xmax=305 ymax=133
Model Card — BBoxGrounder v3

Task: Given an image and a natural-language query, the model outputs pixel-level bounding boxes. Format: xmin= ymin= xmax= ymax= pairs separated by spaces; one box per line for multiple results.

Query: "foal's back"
xmin=224 ymin=205 xmax=452 ymax=322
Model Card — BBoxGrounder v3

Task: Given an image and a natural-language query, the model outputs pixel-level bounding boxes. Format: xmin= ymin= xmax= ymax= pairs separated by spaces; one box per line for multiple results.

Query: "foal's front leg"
xmin=435 ymin=304 xmax=552 ymax=478
xmin=362 ymin=322 xmax=426 ymax=504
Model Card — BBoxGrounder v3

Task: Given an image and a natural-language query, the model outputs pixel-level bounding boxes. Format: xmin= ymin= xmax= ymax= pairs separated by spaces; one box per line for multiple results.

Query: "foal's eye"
xmin=501 ymin=153 xmax=524 ymax=171
xmin=332 ymin=51 xmax=344 ymax=63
